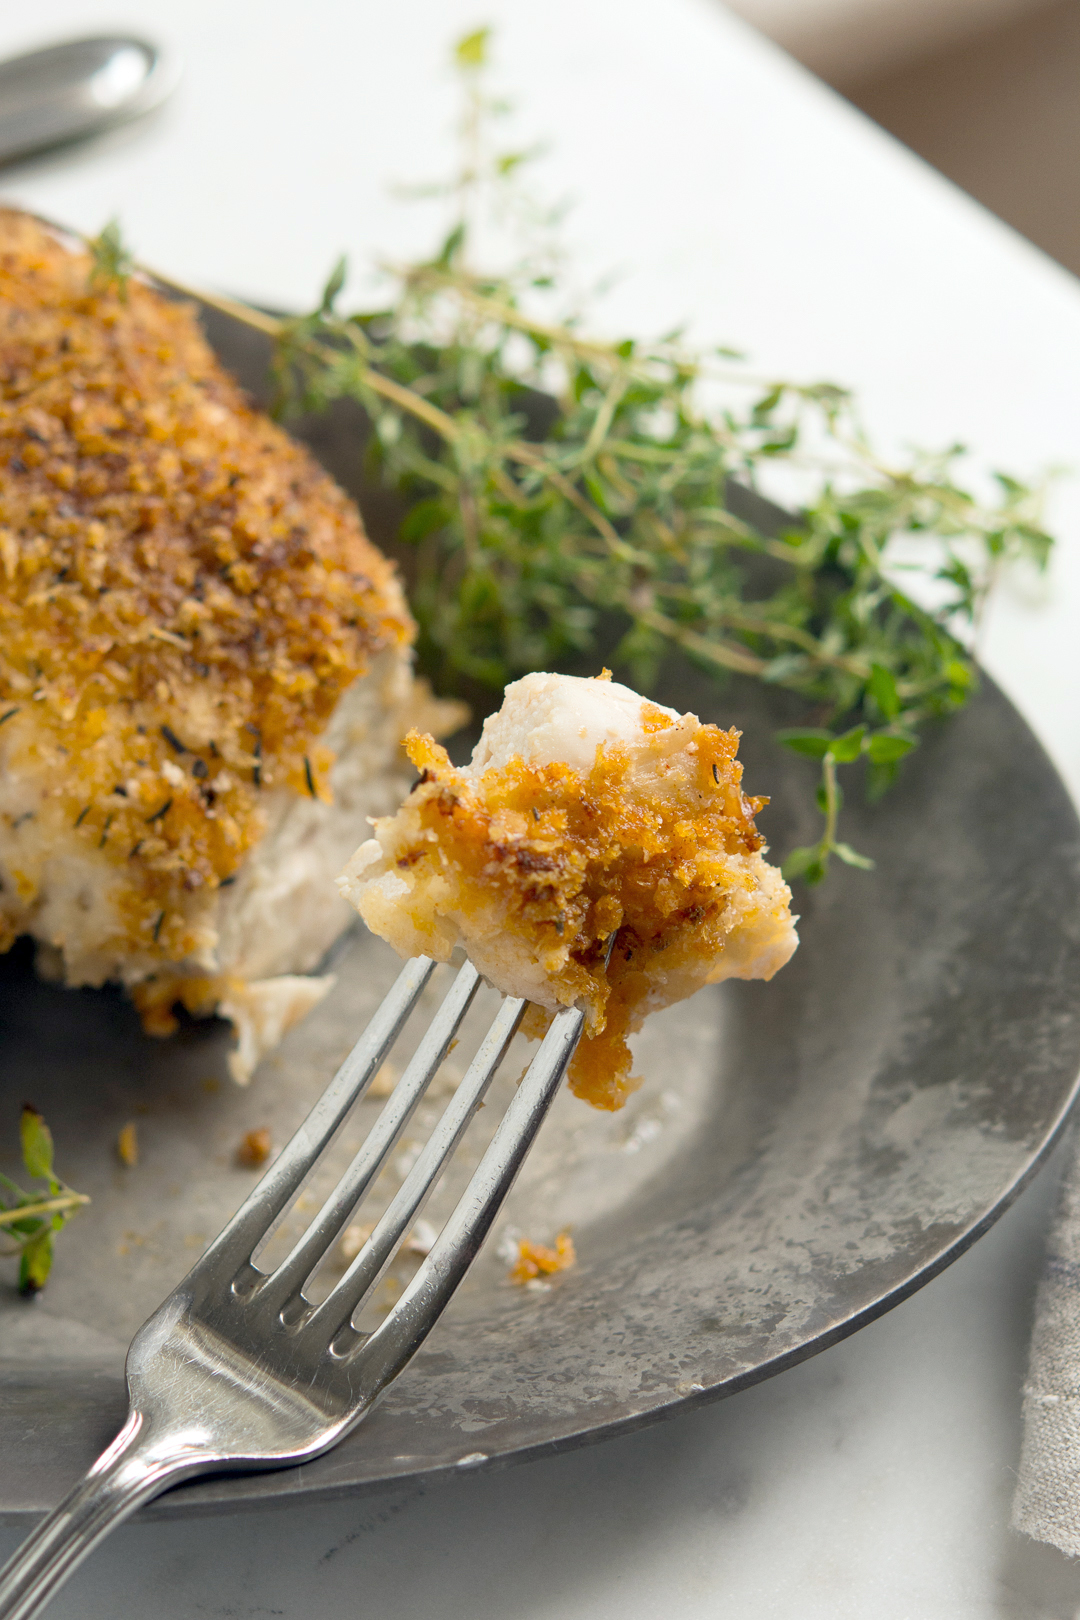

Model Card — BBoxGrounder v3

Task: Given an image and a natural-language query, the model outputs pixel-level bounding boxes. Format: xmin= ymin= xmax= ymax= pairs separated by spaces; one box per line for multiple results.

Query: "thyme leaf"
xmin=1 ymin=1106 xmax=88 ymax=1294
xmin=86 ymin=218 xmax=133 ymax=301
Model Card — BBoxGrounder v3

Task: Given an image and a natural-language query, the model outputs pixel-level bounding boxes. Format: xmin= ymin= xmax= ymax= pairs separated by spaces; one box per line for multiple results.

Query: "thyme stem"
xmin=0 ymin=1192 xmax=89 ymax=1228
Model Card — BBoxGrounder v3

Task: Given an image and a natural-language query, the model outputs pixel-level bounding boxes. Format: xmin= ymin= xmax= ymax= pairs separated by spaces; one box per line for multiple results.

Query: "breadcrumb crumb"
xmin=509 ymin=1230 xmax=576 ymax=1285
xmin=235 ymin=1127 xmax=271 ymax=1168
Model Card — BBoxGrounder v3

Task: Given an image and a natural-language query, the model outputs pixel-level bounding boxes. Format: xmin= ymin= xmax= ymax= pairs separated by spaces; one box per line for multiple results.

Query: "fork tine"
xmin=198 ymin=954 xmax=437 ymax=1282
xmin=252 ymin=961 xmax=488 ymax=1313
xmin=303 ymin=992 xmax=527 ymax=1341
xmin=343 ymin=1002 xmax=586 ymax=1385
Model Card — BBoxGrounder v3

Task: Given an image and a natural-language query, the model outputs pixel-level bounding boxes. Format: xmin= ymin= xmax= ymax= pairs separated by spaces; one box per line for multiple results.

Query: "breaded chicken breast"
xmin=0 ymin=209 xmax=440 ymax=1078
xmin=339 ymin=671 xmax=798 ymax=1110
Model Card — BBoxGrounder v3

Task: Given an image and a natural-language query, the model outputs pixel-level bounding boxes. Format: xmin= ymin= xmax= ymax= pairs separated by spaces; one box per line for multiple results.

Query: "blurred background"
xmin=728 ymin=0 xmax=1080 ymax=278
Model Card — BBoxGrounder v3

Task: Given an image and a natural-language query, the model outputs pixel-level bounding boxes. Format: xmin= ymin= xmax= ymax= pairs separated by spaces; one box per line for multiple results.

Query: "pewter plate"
xmin=2 ymin=304 xmax=1080 ymax=1522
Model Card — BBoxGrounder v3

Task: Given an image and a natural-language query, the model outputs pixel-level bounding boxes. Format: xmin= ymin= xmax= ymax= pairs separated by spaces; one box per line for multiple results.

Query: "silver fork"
xmin=0 ymin=953 xmax=591 ymax=1620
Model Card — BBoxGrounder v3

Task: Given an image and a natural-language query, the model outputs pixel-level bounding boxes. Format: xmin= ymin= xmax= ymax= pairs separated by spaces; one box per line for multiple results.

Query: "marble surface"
xmin=2 ymin=0 xmax=1080 ymax=1612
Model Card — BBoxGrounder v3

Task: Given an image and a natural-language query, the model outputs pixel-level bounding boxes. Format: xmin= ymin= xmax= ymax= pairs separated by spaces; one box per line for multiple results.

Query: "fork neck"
xmin=0 ymin=1409 xmax=209 ymax=1620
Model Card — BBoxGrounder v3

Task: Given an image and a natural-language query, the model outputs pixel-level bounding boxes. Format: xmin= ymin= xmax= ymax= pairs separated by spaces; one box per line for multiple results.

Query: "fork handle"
xmin=0 ymin=1410 xmax=204 ymax=1620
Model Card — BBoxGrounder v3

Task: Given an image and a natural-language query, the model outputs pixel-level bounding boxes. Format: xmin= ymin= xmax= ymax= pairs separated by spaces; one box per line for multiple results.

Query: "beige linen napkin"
xmin=1014 ymin=1124 xmax=1080 ymax=1554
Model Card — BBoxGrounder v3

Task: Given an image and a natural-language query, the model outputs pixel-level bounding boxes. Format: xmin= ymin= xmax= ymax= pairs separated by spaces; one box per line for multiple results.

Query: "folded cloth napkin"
xmin=1013 ymin=1121 xmax=1080 ymax=1554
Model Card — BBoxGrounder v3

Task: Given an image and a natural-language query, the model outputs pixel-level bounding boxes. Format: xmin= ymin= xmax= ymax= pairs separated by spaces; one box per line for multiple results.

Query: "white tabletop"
xmin=2 ymin=1 xmax=1080 ymax=1613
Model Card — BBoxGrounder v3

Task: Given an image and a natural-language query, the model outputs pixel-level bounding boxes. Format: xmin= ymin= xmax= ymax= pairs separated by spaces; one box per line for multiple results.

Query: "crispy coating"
xmin=0 ymin=211 xmax=411 ymax=956
xmin=343 ymin=714 xmax=797 ymax=1110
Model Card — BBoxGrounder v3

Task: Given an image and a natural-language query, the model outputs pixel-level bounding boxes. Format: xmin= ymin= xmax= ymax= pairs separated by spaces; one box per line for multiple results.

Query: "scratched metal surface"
xmin=2 ymin=307 xmax=1080 ymax=1522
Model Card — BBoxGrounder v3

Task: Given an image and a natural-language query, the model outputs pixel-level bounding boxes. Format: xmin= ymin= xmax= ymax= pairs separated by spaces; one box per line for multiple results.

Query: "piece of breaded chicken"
xmin=0 ymin=209 xmax=448 ymax=1078
xmin=339 ymin=671 xmax=798 ymax=1110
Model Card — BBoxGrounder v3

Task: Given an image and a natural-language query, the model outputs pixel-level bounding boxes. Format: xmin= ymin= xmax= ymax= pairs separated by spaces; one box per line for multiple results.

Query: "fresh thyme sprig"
xmin=109 ymin=27 xmax=1054 ymax=879
xmin=87 ymin=218 xmax=133 ymax=301
xmin=271 ymin=260 xmax=1049 ymax=707
xmin=265 ymin=125 xmax=1050 ymax=870
xmin=1 ymin=1106 xmax=88 ymax=1294
xmin=777 ymin=724 xmax=910 ymax=881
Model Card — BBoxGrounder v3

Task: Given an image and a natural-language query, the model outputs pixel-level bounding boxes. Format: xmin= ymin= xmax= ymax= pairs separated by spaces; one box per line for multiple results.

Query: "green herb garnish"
xmin=776 ymin=723 xmax=916 ymax=882
xmin=118 ymin=27 xmax=1055 ymax=877
xmin=87 ymin=217 xmax=133 ymax=300
xmin=1 ymin=1106 xmax=88 ymax=1294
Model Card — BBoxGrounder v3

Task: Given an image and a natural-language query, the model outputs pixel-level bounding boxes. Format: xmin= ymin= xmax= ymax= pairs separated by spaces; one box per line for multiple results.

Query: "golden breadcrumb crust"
xmin=392 ymin=716 xmax=772 ymax=1110
xmin=0 ymin=211 xmax=411 ymax=957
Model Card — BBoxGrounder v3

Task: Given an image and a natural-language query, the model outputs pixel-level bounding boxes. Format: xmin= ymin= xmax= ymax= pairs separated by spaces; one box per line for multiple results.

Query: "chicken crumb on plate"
xmin=339 ymin=670 xmax=798 ymax=1110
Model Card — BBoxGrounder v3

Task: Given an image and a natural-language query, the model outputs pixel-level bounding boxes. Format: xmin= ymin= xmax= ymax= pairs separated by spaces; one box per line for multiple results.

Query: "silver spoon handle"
xmin=0 ymin=36 xmax=177 ymax=170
